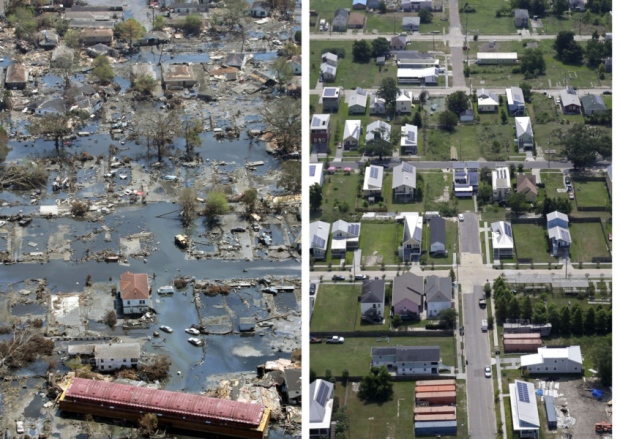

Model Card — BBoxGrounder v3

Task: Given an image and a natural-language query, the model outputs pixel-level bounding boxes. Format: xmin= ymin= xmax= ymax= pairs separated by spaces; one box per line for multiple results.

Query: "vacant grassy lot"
xmin=310 ymin=336 xmax=456 ymax=377
xmin=424 ymin=124 xmax=478 ymax=161
xmin=542 ymin=11 xmax=611 ymax=36
xmin=310 ymin=284 xmax=360 ymax=332
xmin=574 ymin=180 xmax=609 ymax=208
xmin=570 ymin=222 xmax=610 ymax=263
xmin=512 ymin=223 xmax=554 ymax=263
xmin=359 ymin=221 xmax=402 ymax=265
xmin=334 ymin=381 xmax=416 ymax=439
xmin=538 ymin=170 xmax=571 ymax=202
xmin=310 ymin=40 xmax=399 ymax=88
xmin=313 ymin=172 xmax=361 ymax=224
xmin=366 ymin=10 xmax=449 ymax=34
xmin=459 ymin=3 xmax=519 ymax=35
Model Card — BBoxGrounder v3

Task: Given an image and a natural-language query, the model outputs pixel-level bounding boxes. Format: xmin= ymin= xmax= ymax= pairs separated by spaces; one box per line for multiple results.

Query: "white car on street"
xmin=458 ymin=214 xmax=465 ymax=222
xmin=484 ymin=366 xmax=492 ymax=378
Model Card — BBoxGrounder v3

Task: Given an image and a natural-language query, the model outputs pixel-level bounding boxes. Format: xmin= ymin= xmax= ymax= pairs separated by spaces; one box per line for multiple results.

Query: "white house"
xmin=547 ymin=211 xmax=570 ymax=257
xmin=348 ymin=87 xmax=368 ymax=114
xmin=490 ymin=221 xmax=514 ymax=259
xmin=363 ymin=165 xmax=384 ymax=197
xmin=396 ymin=89 xmax=413 ymax=114
xmin=360 ymin=279 xmax=385 ymax=323
xmin=515 ymin=117 xmax=534 ymax=150
xmin=320 ymin=63 xmax=337 ymax=82
xmin=506 ymin=86 xmax=525 ymax=115
xmin=520 ymin=346 xmax=583 ymax=374
xmin=343 ymin=120 xmax=362 ymax=149
xmin=35 ymin=99 xmax=67 ymax=117
xmin=250 ymin=1 xmax=271 ymax=17
xmin=119 ymin=272 xmax=151 ymax=315
xmin=331 ymin=220 xmax=360 ymax=257
xmin=371 ymin=346 xmax=440 ymax=375
xmin=365 ymin=120 xmax=391 ymax=143
xmin=392 ymin=162 xmax=416 ymax=200
xmin=476 ymin=52 xmax=518 ymax=65
xmin=492 ymin=166 xmax=511 ymax=201
xmin=509 ymin=380 xmax=540 ymax=438
xmin=68 ymin=342 xmax=141 ymax=372
xmin=425 ymin=275 xmax=452 ymax=318
xmin=322 ymin=52 xmax=339 ymax=67
xmin=310 ymin=380 xmax=334 ymax=438
xmin=400 ymin=212 xmax=423 ymax=261
xmin=477 ymin=88 xmax=499 ymax=112
xmin=369 ymin=93 xmax=386 ymax=114
xmin=397 ymin=67 xmax=438 ymax=85
xmin=309 ymin=162 xmax=324 ymax=187
xmin=309 ymin=221 xmax=330 ymax=260
xmin=400 ymin=124 xmax=418 ymax=154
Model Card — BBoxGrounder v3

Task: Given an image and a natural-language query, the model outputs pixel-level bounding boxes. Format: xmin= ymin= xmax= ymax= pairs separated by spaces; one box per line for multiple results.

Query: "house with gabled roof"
xmin=516 ymin=174 xmax=538 ymax=202
xmin=560 ymin=87 xmax=581 ymax=114
xmin=322 ymin=52 xmax=339 ymax=67
xmin=352 ymin=0 xmax=367 ymax=9
xmin=331 ymin=220 xmax=361 ymax=257
xmin=289 ymin=55 xmax=301 ymax=75
xmin=371 ymin=346 xmax=440 ymax=375
xmin=250 ymin=1 xmax=270 ymax=17
xmin=396 ymin=89 xmax=413 ymax=114
xmin=391 ymin=35 xmax=407 ymax=50
xmin=508 ymin=380 xmax=540 ymax=438
xmin=343 ymin=120 xmax=362 ymax=149
xmin=515 ymin=117 xmax=534 ymax=150
xmin=402 ymin=16 xmax=420 ymax=32
xmin=425 ymin=275 xmax=452 ymax=318
xmin=514 ymin=9 xmax=529 ymax=28
xmin=309 ymin=379 xmax=334 ymax=439
xmin=348 ymin=12 xmax=366 ymax=28
xmin=392 ymin=162 xmax=416 ymax=200
xmin=546 ymin=211 xmax=570 ymax=257
xmin=119 ymin=272 xmax=151 ymax=315
xmin=361 ymin=279 xmax=385 ymax=323
xmin=490 ymin=221 xmax=514 ymax=259
xmin=320 ymin=62 xmax=337 ymax=83
xmin=309 ymin=221 xmax=330 ymax=260
xmin=369 ymin=93 xmax=386 ymax=114
xmin=520 ymin=346 xmax=582 ymax=374
xmin=400 ymin=124 xmax=418 ymax=154
xmin=365 ymin=120 xmax=391 ymax=143
xmin=400 ymin=212 xmax=423 ymax=261
xmin=429 ymin=216 xmax=446 ymax=255
xmin=348 ymin=87 xmax=368 ymax=114
xmin=363 ymin=165 xmax=384 ymax=197
xmin=5 ymin=64 xmax=28 ymax=90
xmin=392 ymin=272 xmax=424 ymax=319
xmin=309 ymin=162 xmax=324 ymax=187
xmin=477 ymin=88 xmax=499 ymax=112
xmin=322 ymin=86 xmax=341 ymax=112
xmin=332 ymin=9 xmax=349 ymax=32
xmin=506 ymin=86 xmax=525 ymax=115
xmin=161 ymin=63 xmax=197 ymax=89
xmin=581 ymin=94 xmax=607 ymax=116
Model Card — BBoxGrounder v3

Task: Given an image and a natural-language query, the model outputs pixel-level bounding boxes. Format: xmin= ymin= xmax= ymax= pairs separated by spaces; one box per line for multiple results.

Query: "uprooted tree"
xmin=0 ymin=161 xmax=47 ymax=190
xmin=259 ymin=97 xmax=301 ymax=156
xmin=0 ymin=329 xmax=55 ymax=369
xmin=138 ymin=354 xmax=172 ymax=382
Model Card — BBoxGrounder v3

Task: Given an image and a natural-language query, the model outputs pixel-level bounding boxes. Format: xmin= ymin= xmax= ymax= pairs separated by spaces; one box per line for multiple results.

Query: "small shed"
xmin=414 ymin=421 xmax=457 ymax=436
xmin=239 ymin=317 xmax=255 ymax=331
xmin=544 ymin=395 xmax=557 ymax=429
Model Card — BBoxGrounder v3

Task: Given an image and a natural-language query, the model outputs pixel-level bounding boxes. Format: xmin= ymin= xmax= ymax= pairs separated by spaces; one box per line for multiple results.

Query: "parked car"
xmin=231 ymin=227 xmax=246 ymax=232
xmin=163 ymin=175 xmax=178 ymax=181
xmin=567 ymin=185 xmax=573 ymax=193
xmin=603 ymin=90 xmax=612 ymax=95
xmin=188 ymin=337 xmax=202 ymax=346
xmin=332 ymin=275 xmax=345 ymax=281
xmin=458 ymin=214 xmax=465 ymax=222
xmin=159 ymin=325 xmax=173 ymax=333
xmin=484 ymin=366 xmax=492 ymax=378
xmin=326 ymin=336 xmax=345 ymax=344
xmin=459 ymin=326 xmax=465 ymax=336
xmin=565 ymin=176 xmax=571 ymax=185
xmin=185 ymin=327 xmax=200 ymax=335
xmin=355 ymin=274 xmax=369 ymax=280
xmin=309 ymin=283 xmax=316 ymax=295
xmin=16 ymin=421 xmax=24 ymax=434
xmin=569 ymin=192 xmax=574 ymax=200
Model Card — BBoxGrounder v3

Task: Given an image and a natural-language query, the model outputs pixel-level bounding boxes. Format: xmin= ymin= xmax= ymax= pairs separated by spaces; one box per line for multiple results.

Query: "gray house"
xmin=429 ymin=217 xmax=446 ymax=255
xmin=332 ymin=9 xmax=349 ymax=32
xmin=581 ymin=94 xmax=607 ymax=116
xmin=402 ymin=16 xmax=420 ymax=32
xmin=392 ymin=272 xmax=424 ymax=319
xmin=514 ymin=9 xmax=529 ymax=28
xmin=309 ymin=221 xmax=330 ymax=260
xmin=371 ymin=346 xmax=440 ymax=375
xmin=322 ymin=87 xmax=341 ymax=113
xmin=547 ymin=211 xmax=571 ymax=257
xmin=425 ymin=275 xmax=452 ymax=318
xmin=392 ymin=162 xmax=416 ymax=200
xmin=361 ymin=279 xmax=385 ymax=323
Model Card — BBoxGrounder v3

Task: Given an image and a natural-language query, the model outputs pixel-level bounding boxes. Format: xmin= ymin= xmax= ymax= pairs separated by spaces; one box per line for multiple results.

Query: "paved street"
xmin=463 ymin=285 xmax=496 ymax=438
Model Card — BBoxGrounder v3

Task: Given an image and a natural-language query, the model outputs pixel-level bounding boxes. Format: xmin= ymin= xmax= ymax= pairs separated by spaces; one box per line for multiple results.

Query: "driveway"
xmin=459 ymin=212 xmax=481 ymax=254
xmin=463 ymin=285 xmax=496 ymax=438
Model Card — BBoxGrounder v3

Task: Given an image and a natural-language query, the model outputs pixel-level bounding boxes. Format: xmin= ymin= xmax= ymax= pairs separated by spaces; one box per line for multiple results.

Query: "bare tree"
xmin=0 ymin=329 xmax=54 ymax=369
xmin=178 ymin=187 xmax=197 ymax=226
xmin=140 ymin=110 xmax=183 ymax=162
xmin=183 ymin=118 xmax=202 ymax=159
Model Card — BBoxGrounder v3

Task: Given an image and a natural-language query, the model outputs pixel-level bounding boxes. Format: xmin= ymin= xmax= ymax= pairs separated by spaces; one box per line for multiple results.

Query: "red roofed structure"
xmin=119 ymin=272 xmax=151 ymax=315
xmin=59 ymin=378 xmax=270 ymax=438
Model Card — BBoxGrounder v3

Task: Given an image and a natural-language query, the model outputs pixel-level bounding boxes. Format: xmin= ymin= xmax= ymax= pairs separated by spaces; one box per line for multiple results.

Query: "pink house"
xmin=392 ymin=272 xmax=424 ymax=319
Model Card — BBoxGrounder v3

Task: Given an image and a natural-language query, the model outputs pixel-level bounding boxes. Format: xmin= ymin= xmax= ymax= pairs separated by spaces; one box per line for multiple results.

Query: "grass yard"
xmin=310 ymin=0 xmax=354 ymax=25
xmin=574 ymin=180 xmax=609 ymax=208
xmin=310 ymin=336 xmax=456 ymax=377
xmin=569 ymin=222 xmax=610 ymax=263
xmin=459 ymin=4 xmax=520 ymax=35
xmin=359 ymin=221 xmax=403 ymax=265
xmin=313 ymin=172 xmax=362 ymax=224
xmin=424 ymin=124 xmax=479 ymax=161
xmin=480 ymin=204 xmax=509 ymax=223
xmin=512 ymin=223 xmax=555 ymax=263
xmin=310 ymin=40 xmax=398 ymax=89
xmin=382 ymin=173 xmax=425 ymax=213
xmin=365 ymin=11 xmax=449 ymax=34
xmin=334 ymin=381 xmax=416 ymax=439
xmin=310 ymin=284 xmax=361 ymax=332
xmin=541 ymin=11 xmax=611 ymax=36
xmin=538 ymin=171 xmax=571 ymax=202
xmin=424 ymin=219 xmax=458 ymax=262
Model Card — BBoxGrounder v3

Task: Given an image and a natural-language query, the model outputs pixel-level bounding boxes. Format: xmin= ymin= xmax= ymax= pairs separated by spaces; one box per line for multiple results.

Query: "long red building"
xmin=58 ymin=378 xmax=270 ymax=439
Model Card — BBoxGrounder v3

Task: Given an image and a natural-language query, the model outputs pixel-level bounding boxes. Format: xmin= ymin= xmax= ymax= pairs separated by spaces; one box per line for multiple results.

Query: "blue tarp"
xmin=536 ymin=389 xmax=544 ymax=397
xmin=592 ymin=389 xmax=604 ymax=399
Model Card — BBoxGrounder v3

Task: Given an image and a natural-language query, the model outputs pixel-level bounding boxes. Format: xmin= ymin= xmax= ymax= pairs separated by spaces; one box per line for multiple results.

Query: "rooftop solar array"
xmin=316 ymin=381 xmax=331 ymax=407
xmin=348 ymin=223 xmax=360 ymax=236
xmin=310 ymin=165 xmax=316 ymax=177
xmin=323 ymin=88 xmax=337 ymax=97
xmin=312 ymin=235 xmax=326 ymax=248
xmin=516 ymin=381 xmax=530 ymax=403
xmin=504 ymin=222 xmax=512 ymax=238
xmin=370 ymin=167 xmax=379 ymax=179
xmin=402 ymin=163 xmax=414 ymax=173
xmin=560 ymin=229 xmax=570 ymax=241
xmin=311 ymin=117 xmax=321 ymax=127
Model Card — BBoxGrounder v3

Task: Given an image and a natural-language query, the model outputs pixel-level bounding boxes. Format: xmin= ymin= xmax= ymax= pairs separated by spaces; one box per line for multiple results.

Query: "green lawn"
xmin=310 ymin=336 xmax=456 ymax=377
xmin=480 ymin=204 xmax=509 ymax=223
xmin=459 ymin=4 xmax=520 ymax=35
xmin=538 ymin=171 xmax=572 ymax=203
xmin=383 ymin=171 xmax=449 ymax=214
xmin=512 ymin=223 xmax=555 ymax=263
xmin=570 ymin=221 xmax=610 ymax=263
xmin=574 ymin=180 xmax=609 ymax=208
xmin=359 ymin=222 xmax=403 ymax=265
xmin=366 ymin=11 xmax=449 ymax=34
xmin=382 ymin=173 xmax=425 ymax=214
xmin=541 ymin=11 xmax=611 ymax=36
xmin=310 ymin=284 xmax=360 ymax=332
xmin=314 ymin=172 xmax=361 ymax=224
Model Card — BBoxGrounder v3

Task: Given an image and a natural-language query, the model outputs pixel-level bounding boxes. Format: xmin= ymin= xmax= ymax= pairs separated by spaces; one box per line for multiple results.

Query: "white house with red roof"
xmin=119 ymin=271 xmax=151 ymax=315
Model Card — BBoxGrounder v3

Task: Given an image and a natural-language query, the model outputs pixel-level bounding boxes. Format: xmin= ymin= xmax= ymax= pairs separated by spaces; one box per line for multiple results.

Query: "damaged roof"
xmin=162 ymin=63 xmax=196 ymax=82
xmin=5 ymin=64 xmax=28 ymax=83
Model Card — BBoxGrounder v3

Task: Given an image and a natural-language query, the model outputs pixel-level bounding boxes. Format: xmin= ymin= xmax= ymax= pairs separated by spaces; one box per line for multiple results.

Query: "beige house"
xmin=161 ymin=63 xmax=197 ymax=89
xmin=80 ymin=28 xmax=114 ymax=46
xmin=516 ymin=174 xmax=538 ymax=202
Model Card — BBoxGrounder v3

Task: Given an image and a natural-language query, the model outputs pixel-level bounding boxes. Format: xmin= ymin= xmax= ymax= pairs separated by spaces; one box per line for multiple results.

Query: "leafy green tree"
xmin=547 ymin=304 xmax=560 ymax=330
xmin=91 ymin=55 xmax=115 ymax=84
xmin=418 ymin=8 xmax=432 ymax=23
xmin=153 ymin=15 xmax=167 ymax=31
xmin=560 ymin=123 xmax=611 ymax=168
xmin=378 ymin=1 xmax=387 ymax=13
xmin=259 ymin=97 xmax=301 ymax=155
xmin=507 ymin=192 xmax=529 ymax=213
xmin=595 ymin=308 xmax=608 ymax=334
xmin=352 ymin=40 xmax=371 ymax=63
xmin=477 ymin=183 xmax=492 ymax=203
xmin=449 ymin=268 xmax=456 ymax=283
xmin=64 ymin=29 xmax=81 ymax=49
xmin=133 ymin=74 xmax=158 ymax=95
xmin=561 ymin=41 xmax=584 ymax=64
xmin=310 ymin=183 xmax=323 ymax=211
xmin=520 ymin=48 xmax=546 ymax=75
xmin=554 ymin=31 xmax=576 ymax=57
xmin=115 ymin=18 xmax=146 ymax=47
xmin=583 ymin=306 xmax=596 ymax=335
xmin=559 ymin=306 xmax=571 ymax=335
xmin=203 ymin=191 xmax=229 ymax=222
xmin=585 ymin=39 xmax=605 ymax=65
xmin=182 ymin=118 xmax=202 ymax=158
xmin=553 ymin=0 xmax=569 ymax=16
xmin=371 ymin=37 xmax=390 ymax=58
xmin=508 ymin=296 xmax=520 ymax=320
xmin=592 ymin=335 xmax=612 ymax=386
xmin=438 ymin=308 xmax=457 ymax=330
xmin=27 ymin=114 xmax=73 ymax=154
xmin=358 ymin=366 xmax=393 ymax=402
xmin=495 ymin=296 xmax=508 ymax=323
xmin=294 ymin=30 xmax=301 ymax=44
xmin=446 ymin=91 xmax=469 ymax=115
xmin=532 ymin=303 xmax=548 ymax=324
xmin=341 ymin=369 xmax=350 ymax=385
xmin=377 ymin=77 xmax=400 ymax=115
xmin=412 ymin=111 xmax=423 ymax=128
xmin=437 ymin=111 xmax=458 ymax=131
xmin=519 ymin=82 xmax=533 ymax=102
xmin=184 ymin=13 xmax=203 ymax=35
xmin=7 ymin=7 xmax=37 ymax=41
xmin=571 ymin=306 xmax=583 ymax=335
xmin=272 ymin=56 xmax=294 ymax=87
xmin=500 ymin=109 xmax=508 ymax=124
xmin=521 ymin=296 xmax=533 ymax=321
xmin=362 ymin=126 xmax=396 ymax=160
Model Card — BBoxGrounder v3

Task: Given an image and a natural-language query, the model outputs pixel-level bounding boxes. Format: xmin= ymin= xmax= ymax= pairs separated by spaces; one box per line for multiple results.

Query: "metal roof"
xmin=392 ymin=161 xmax=416 ymax=189
xmin=509 ymin=380 xmax=540 ymax=430
xmin=309 ymin=379 xmax=334 ymax=426
xmin=363 ymin=165 xmax=384 ymax=191
xmin=372 ymin=346 xmax=440 ymax=362
xmin=64 ymin=378 xmax=265 ymax=426
xmin=515 ymin=117 xmax=533 ymax=138
xmin=343 ymin=120 xmax=361 ymax=141
xmin=429 ymin=217 xmax=445 ymax=246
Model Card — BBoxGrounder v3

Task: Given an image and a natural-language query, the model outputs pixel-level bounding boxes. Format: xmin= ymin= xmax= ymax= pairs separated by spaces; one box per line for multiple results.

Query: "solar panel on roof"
xmin=310 ymin=165 xmax=316 ymax=177
xmin=560 ymin=230 xmax=570 ymax=241
xmin=516 ymin=382 xmax=530 ymax=403
xmin=504 ymin=222 xmax=512 ymax=238
xmin=316 ymin=382 xmax=330 ymax=407
xmin=370 ymin=167 xmax=379 ymax=179
xmin=312 ymin=235 xmax=326 ymax=248
xmin=402 ymin=163 xmax=414 ymax=173
xmin=323 ymin=88 xmax=337 ymax=97
xmin=348 ymin=223 xmax=360 ymax=236
xmin=311 ymin=117 xmax=321 ymax=127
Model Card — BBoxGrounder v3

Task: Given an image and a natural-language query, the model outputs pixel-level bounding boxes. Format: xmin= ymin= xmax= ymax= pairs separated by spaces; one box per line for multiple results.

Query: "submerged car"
xmin=159 ymin=325 xmax=173 ymax=333
xmin=185 ymin=327 xmax=200 ymax=335
xmin=188 ymin=337 xmax=202 ymax=346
